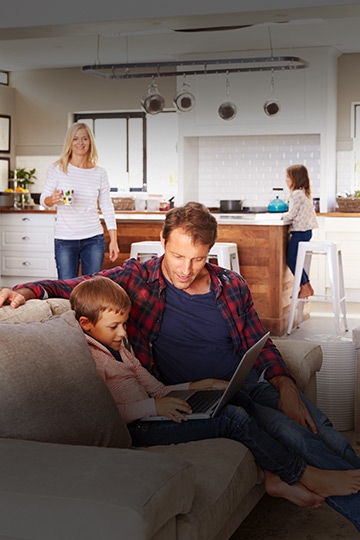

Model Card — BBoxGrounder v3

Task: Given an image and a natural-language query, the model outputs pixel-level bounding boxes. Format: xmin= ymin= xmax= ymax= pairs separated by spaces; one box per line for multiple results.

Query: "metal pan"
xmin=220 ymin=200 xmax=243 ymax=213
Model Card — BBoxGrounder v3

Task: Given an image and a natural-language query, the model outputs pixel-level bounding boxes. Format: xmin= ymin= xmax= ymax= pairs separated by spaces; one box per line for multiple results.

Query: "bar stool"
xmin=129 ymin=241 xmax=164 ymax=262
xmin=287 ymin=241 xmax=348 ymax=335
xmin=207 ymin=242 xmax=240 ymax=273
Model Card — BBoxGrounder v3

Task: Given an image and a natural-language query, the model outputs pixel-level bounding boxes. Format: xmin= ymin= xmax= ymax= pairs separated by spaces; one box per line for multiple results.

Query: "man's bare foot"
xmin=264 ymin=471 xmax=324 ymax=508
xmin=302 ymin=466 xmax=360 ymax=497
xmin=298 ymin=282 xmax=314 ymax=298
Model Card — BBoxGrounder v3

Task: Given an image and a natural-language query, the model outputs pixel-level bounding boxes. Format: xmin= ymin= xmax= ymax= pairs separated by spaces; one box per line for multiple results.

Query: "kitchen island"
xmin=101 ymin=212 xmax=294 ymax=335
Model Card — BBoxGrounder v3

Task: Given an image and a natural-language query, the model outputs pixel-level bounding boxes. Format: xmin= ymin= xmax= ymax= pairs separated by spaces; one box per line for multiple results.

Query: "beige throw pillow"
xmin=0 ymin=310 xmax=131 ymax=448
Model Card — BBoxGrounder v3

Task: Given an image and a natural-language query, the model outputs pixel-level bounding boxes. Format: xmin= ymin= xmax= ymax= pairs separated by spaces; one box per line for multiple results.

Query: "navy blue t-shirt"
xmin=153 ymin=279 xmax=240 ymax=384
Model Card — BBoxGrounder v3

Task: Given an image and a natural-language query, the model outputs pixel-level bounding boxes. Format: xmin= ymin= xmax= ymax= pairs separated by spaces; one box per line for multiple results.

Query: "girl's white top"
xmin=282 ymin=189 xmax=318 ymax=232
xmin=40 ymin=163 xmax=116 ymax=240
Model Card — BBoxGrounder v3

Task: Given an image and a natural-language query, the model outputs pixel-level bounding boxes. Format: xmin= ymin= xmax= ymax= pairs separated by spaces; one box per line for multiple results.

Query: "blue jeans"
xmin=128 ymin=398 xmax=306 ymax=486
xmin=286 ymin=230 xmax=312 ymax=285
xmin=54 ymin=234 xmax=105 ymax=279
xmin=246 ymin=371 xmax=360 ymax=531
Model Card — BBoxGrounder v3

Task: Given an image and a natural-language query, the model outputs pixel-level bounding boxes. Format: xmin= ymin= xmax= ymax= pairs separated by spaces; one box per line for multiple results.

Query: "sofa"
xmin=0 ymin=298 xmax=323 ymax=540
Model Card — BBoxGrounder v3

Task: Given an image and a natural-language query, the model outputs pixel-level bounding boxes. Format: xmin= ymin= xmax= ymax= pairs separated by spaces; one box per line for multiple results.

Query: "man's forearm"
xmin=13 ymin=287 xmax=37 ymax=301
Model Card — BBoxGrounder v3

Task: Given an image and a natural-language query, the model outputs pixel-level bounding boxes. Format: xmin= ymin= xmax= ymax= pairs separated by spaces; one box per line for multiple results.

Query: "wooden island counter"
xmin=101 ymin=212 xmax=294 ymax=336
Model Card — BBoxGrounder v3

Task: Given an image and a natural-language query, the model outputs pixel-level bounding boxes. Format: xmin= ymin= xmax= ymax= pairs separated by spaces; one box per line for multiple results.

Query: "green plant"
xmin=10 ymin=167 xmax=37 ymax=189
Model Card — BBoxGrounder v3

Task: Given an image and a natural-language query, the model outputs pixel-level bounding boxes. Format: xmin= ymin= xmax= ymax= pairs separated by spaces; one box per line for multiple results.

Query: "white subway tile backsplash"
xmin=195 ymin=134 xmax=321 ymax=208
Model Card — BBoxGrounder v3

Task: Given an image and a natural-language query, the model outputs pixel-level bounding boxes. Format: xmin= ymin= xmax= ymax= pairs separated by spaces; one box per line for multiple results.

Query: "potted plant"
xmin=10 ymin=167 xmax=37 ymax=190
xmin=9 ymin=168 xmax=37 ymax=207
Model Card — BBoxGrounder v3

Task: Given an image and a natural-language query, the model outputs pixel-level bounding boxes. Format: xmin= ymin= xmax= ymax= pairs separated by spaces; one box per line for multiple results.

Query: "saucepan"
xmin=220 ymin=200 xmax=243 ymax=213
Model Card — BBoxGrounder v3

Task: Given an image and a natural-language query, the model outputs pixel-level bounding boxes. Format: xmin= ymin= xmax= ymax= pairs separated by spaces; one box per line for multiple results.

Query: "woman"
xmin=282 ymin=164 xmax=318 ymax=299
xmin=40 ymin=122 xmax=119 ymax=279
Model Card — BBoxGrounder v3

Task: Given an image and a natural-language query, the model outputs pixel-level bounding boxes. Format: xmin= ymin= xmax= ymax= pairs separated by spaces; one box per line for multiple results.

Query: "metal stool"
xmin=129 ymin=241 xmax=164 ymax=262
xmin=207 ymin=242 xmax=240 ymax=273
xmin=287 ymin=241 xmax=348 ymax=335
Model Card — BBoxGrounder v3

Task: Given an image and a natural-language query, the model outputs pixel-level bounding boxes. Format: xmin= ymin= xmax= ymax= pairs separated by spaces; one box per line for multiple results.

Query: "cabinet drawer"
xmin=1 ymin=229 xmax=54 ymax=251
xmin=1 ymin=254 xmax=57 ymax=277
xmin=2 ymin=213 xmax=55 ymax=227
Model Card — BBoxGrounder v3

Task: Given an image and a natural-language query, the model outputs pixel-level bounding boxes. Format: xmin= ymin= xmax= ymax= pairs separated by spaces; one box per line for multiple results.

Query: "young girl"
xmin=282 ymin=164 xmax=318 ymax=299
xmin=69 ymin=276 xmax=360 ymax=514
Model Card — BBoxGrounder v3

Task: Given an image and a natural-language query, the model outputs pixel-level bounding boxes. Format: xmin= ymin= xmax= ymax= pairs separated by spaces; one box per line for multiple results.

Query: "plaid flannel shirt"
xmin=14 ymin=257 xmax=292 ymax=381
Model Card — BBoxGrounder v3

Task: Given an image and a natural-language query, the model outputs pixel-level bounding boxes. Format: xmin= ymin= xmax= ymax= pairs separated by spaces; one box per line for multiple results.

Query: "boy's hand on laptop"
xmin=155 ymin=397 xmax=192 ymax=423
xmin=190 ymin=378 xmax=228 ymax=391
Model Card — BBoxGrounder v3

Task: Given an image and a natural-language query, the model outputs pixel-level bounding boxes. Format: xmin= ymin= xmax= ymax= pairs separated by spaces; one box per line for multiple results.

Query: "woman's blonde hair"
xmin=56 ymin=122 xmax=98 ymax=173
xmin=286 ymin=164 xmax=312 ymax=198
xmin=70 ymin=276 xmax=131 ymax=324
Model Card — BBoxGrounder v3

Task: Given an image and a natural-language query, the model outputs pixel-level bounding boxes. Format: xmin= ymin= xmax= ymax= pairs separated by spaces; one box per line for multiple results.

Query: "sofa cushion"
xmin=144 ymin=438 xmax=262 ymax=540
xmin=0 ymin=310 xmax=131 ymax=448
xmin=0 ymin=438 xmax=194 ymax=540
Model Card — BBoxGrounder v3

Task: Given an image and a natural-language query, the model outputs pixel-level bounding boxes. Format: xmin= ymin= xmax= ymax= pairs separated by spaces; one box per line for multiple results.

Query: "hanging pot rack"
xmin=82 ymin=55 xmax=308 ymax=80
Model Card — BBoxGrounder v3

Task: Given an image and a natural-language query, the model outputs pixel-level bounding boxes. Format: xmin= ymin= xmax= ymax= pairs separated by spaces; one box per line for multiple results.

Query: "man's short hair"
xmin=162 ymin=202 xmax=217 ymax=248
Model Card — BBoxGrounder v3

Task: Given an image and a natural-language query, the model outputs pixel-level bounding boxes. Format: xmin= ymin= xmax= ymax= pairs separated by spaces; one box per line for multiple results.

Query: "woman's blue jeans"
xmin=54 ymin=234 xmax=105 ymax=279
xmin=246 ymin=371 xmax=360 ymax=531
xmin=128 ymin=399 xmax=306 ymax=486
xmin=286 ymin=230 xmax=312 ymax=285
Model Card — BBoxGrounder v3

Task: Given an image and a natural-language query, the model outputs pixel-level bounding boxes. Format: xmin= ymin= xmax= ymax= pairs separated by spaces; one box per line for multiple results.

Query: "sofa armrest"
xmin=272 ymin=339 xmax=323 ymax=402
xmin=352 ymin=327 xmax=360 ymax=433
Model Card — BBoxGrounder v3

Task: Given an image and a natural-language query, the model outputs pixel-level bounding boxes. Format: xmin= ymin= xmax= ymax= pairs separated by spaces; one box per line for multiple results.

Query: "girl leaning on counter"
xmin=40 ymin=122 xmax=119 ymax=279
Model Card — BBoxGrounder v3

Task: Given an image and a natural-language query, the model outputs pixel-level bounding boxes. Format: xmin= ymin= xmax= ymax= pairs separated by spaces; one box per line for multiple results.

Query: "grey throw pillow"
xmin=0 ymin=310 xmax=131 ymax=448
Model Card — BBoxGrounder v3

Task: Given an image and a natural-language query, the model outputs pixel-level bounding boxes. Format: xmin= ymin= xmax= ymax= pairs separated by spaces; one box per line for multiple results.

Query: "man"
xmin=0 ymin=202 xmax=311 ymax=426
xmin=1 ymin=201 xmax=360 ymax=528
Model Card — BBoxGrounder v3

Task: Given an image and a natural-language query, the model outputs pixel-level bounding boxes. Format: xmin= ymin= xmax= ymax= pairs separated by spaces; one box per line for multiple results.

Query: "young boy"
xmin=69 ymin=276 xmax=360 ymax=513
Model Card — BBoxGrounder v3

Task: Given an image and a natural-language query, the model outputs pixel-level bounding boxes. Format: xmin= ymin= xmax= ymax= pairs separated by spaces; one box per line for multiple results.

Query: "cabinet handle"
xmin=22 ymin=236 xmax=30 ymax=241
xmin=22 ymin=261 xmax=31 ymax=266
xmin=22 ymin=217 xmax=30 ymax=222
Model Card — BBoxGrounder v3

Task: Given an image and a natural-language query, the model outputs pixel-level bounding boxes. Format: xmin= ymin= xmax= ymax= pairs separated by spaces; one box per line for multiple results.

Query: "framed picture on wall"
xmin=0 ymin=115 xmax=11 ymax=152
xmin=0 ymin=157 xmax=10 ymax=190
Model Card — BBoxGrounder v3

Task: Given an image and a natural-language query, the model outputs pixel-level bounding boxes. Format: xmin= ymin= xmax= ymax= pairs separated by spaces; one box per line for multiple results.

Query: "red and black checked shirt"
xmin=14 ymin=257 xmax=292 ymax=381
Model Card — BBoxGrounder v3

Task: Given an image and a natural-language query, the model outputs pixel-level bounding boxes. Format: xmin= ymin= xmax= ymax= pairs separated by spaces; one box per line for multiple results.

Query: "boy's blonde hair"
xmin=70 ymin=276 xmax=131 ymax=324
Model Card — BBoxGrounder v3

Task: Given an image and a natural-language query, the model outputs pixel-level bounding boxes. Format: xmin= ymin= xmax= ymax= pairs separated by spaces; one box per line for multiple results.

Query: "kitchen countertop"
xmin=105 ymin=211 xmax=288 ymax=225
xmin=1 ymin=207 xmax=360 ymax=219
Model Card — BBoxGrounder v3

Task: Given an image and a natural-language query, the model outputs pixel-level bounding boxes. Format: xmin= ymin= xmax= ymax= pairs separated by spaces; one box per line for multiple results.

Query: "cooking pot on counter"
xmin=220 ymin=200 xmax=243 ymax=213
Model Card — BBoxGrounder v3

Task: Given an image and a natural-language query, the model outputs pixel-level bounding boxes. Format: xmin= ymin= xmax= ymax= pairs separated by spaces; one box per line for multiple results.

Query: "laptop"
xmin=141 ymin=331 xmax=270 ymax=421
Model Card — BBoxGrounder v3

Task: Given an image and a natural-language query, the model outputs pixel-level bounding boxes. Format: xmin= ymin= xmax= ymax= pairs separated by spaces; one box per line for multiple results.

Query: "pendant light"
xmin=174 ymin=74 xmax=195 ymax=112
xmin=264 ymin=69 xmax=280 ymax=116
xmin=141 ymin=77 xmax=165 ymax=115
xmin=264 ymin=27 xmax=280 ymax=116
xmin=218 ymin=73 xmax=237 ymax=121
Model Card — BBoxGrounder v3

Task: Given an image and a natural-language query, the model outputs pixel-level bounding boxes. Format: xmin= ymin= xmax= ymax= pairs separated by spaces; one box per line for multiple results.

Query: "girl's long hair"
xmin=286 ymin=164 xmax=312 ymax=198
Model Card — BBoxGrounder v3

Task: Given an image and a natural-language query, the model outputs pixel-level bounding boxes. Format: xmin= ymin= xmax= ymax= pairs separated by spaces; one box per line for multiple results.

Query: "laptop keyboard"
xmin=187 ymin=390 xmax=223 ymax=413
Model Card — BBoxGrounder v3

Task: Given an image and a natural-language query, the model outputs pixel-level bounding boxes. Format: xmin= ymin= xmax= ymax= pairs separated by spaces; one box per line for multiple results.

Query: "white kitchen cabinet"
xmin=310 ymin=217 xmax=360 ymax=302
xmin=0 ymin=212 xmax=57 ymax=280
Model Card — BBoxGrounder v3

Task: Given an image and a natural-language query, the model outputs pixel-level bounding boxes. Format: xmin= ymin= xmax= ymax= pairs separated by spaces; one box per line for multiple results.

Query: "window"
xmin=0 ymin=71 xmax=9 ymax=86
xmin=74 ymin=112 xmax=146 ymax=191
xmin=74 ymin=111 xmax=178 ymax=197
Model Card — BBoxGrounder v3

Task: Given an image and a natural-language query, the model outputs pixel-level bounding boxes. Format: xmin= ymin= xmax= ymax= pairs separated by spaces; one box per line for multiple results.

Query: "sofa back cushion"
xmin=0 ymin=310 xmax=131 ymax=448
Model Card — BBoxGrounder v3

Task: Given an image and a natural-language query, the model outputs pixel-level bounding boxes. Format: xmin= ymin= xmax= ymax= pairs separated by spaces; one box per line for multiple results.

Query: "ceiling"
xmin=1 ymin=1 xmax=360 ymax=72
